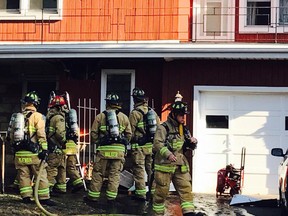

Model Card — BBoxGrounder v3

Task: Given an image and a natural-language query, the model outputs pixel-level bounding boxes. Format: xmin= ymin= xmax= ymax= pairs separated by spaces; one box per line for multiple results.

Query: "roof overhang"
xmin=0 ymin=42 xmax=288 ymax=59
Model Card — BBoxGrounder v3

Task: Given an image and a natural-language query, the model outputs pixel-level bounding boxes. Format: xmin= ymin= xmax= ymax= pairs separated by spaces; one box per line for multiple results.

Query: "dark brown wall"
xmin=59 ymin=58 xmax=163 ymax=117
xmin=162 ymin=59 xmax=288 ymax=129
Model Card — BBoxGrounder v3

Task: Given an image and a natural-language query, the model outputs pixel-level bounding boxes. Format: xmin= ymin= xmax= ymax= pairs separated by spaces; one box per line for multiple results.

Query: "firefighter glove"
xmin=38 ymin=150 xmax=49 ymax=160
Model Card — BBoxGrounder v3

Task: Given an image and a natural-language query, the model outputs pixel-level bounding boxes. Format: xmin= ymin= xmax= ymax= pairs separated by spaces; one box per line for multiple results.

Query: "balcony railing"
xmin=0 ymin=6 xmax=288 ymax=43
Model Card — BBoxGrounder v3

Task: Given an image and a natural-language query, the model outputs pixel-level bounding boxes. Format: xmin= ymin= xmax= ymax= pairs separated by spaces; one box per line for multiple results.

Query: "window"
xmin=7 ymin=0 xmax=19 ymax=10
xmin=43 ymin=0 xmax=57 ymax=9
xmin=30 ymin=0 xmax=57 ymax=11
xmin=247 ymin=0 xmax=271 ymax=25
xmin=192 ymin=0 xmax=236 ymax=42
xmin=0 ymin=0 xmax=19 ymax=11
xmin=285 ymin=116 xmax=288 ymax=130
xmin=240 ymin=0 xmax=288 ymax=33
xmin=0 ymin=0 xmax=62 ymax=20
xmin=206 ymin=115 xmax=229 ymax=129
xmin=279 ymin=0 xmax=288 ymax=24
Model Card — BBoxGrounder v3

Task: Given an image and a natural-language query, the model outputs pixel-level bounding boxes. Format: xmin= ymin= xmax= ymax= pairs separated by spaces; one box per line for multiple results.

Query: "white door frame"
xmin=101 ymin=69 xmax=135 ymax=112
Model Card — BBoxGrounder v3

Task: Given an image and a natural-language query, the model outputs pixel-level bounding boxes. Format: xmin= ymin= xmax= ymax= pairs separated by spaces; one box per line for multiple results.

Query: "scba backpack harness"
xmin=10 ymin=111 xmax=40 ymax=153
xmin=135 ymin=107 xmax=157 ymax=145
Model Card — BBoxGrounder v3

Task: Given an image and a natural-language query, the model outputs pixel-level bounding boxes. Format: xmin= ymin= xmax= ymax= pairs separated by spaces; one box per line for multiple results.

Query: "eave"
xmin=0 ymin=42 xmax=288 ymax=59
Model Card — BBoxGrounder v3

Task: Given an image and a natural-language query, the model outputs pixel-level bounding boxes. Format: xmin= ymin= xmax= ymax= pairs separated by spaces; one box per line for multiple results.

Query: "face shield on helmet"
xmin=48 ymin=95 xmax=66 ymax=108
xmin=21 ymin=91 xmax=41 ymax=106
xmin=132 ymin=87 xmax=146 ymax=102
xmin=105 ymin=93 xmax=120 ymax=106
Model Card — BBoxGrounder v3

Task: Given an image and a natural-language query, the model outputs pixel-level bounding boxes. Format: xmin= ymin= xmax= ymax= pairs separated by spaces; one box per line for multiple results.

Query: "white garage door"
xmin=193 ymin=87 xmax=288 ymax=195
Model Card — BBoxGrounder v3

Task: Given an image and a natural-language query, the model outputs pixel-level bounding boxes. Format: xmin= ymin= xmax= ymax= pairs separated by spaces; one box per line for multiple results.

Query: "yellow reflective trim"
xmin=155 ymin=164 xmax=176 ymax=173
xmin=16 ymin=151 xmax=38 ymax=157
xmin=160 ymin=147 xmax=168 ymax=156
xmin=99 ymin=126 xmax=107 ymax=131
xmin=137 ymin=122 xmax=144 ymax=128
xmin=97 ymin=145 xmax=125 ymax=152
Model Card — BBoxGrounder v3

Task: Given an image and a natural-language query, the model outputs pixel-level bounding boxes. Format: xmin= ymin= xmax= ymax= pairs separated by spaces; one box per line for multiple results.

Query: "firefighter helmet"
xmin=48 ymin=95 xmax=66 ymax=108
xmin=21 ymin=91 xmax=41 ymax=106
xmin=132 ymin=87 xmax=145 ymax=101
xmin=171 ymin=101 xmax=189 ymax=115
xmin=105 ymin=93 xmax=120 ymax=105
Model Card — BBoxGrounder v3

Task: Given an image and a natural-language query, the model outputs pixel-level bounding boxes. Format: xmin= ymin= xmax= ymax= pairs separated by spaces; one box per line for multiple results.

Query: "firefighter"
xmin=129 ymin=87 xmax=160 ymax=201
xmin=152 ymin=101 xmax=203 ymax=216
xmin=84 ymin=93 xmax=132 ymax=203
xmin=65 ymin=107 xmax=84 ymax=193
xmin=9 ymin=91 xmax=55 ymax=205
xmin=46 ymin=95 xmax=68 ymax=194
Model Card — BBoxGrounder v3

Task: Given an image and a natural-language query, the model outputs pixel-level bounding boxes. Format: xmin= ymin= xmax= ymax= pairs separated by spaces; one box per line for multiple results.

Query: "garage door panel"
xmin=194 ymin=172 xmax=217 ymax=194
xmin=233 ymin=116 xmax=282 ymax=134
xmin=233 ymin=95 xmax=281 ymax=111
xmin=203 ymin=94 xmax=230 ymax=110
xmin=199 ymin=153 xmax=228 ymax=173
xmin=242 ymin=174 xmax=278 ymax=194
xmin=244 ymin=154 xmax=274 ymax=174
xmin=283 ymin=96 xmax=288 ymax=110
xmin=202 ymin=134 xmax=228 ymax=153
xmin=232 ymin=135 xmax=281 ymax=154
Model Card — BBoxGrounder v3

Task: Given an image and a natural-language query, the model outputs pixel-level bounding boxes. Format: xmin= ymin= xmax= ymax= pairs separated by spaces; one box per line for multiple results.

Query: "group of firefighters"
xmin=5 ymin=87 xmax=204 ymax=216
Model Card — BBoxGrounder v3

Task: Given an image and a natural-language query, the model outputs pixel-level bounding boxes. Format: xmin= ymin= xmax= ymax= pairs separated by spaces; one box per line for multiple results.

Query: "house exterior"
xmin=0 ymin=0 xmax=288 ymax=195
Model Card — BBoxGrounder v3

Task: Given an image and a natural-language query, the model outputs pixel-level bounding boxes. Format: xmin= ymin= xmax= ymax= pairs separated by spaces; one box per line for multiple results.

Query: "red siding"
xmin=162 ymin=59 xmax=288 ymax=128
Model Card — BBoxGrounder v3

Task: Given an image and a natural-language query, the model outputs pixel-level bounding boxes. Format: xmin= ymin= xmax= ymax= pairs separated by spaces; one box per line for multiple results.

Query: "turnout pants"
xmin=66 ymin=155 xmax=83 ymax=188
xmin=153 ymin=166 xmax=195 ymax=215
xmin=46 ymin=152 xmax=67 ymax=192
xmin=132 ymin=148 xmax=153 ymax=199
xmin=15 ymin=156 xmax=50 ymax=200
xmin=88 ymin=156 xmax=124 ymax=201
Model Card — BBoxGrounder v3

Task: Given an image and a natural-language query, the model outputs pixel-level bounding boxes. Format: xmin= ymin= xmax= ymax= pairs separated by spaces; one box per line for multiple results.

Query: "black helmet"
xmin=21 ymin=91 xmax=41 ymax=106
xmin=132 ymin=87 xmax=145 ymax=101
xmin=105 ymin=93 xmax=120 ymax=105
xmin=171 ymin=101 xmax=189 ymax=115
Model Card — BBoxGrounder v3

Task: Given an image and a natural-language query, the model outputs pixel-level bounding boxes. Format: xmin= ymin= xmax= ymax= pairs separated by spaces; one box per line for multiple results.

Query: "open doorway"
xmin=101 ymin=69 xmax=135 ymax=116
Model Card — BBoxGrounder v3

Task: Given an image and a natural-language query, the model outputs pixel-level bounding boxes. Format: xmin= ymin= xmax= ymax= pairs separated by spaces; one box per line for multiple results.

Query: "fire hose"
xmin=34 ymin=159 xmax=57 ymax=216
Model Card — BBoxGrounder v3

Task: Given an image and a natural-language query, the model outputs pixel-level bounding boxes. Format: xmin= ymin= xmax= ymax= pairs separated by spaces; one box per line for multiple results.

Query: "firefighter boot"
xmin=22 ymin=197 xmax=33 ymax=204
xmin=40 ymin=199 xmax=57 ymax=206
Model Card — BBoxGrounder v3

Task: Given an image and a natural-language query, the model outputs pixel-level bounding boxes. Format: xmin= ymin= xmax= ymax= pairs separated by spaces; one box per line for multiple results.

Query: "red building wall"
xmin=0 ymin=0 xmax=190 ymax=42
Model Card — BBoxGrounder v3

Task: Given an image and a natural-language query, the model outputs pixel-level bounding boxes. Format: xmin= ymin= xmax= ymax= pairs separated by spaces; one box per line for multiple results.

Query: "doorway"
xmin=101 ymin=69 xmax=135 ymax=115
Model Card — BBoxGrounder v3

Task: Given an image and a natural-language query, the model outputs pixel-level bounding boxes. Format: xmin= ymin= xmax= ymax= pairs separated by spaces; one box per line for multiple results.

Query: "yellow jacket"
xmin=129 ymin=101 xmax=160 ymax=152
xmin=91 ymin=107 xmax=132 ymax=159
xmin=14 ymin=105 xmax=47 ymax=164
xmin=153 ymin=115 xmax=190 ymax=173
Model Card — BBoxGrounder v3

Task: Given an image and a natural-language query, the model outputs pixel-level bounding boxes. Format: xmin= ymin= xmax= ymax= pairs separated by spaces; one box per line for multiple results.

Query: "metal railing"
xmin=77 ymin=98 xmax=97 ymax=180
xmin=0 ymin=6 xmax=288 ymax=43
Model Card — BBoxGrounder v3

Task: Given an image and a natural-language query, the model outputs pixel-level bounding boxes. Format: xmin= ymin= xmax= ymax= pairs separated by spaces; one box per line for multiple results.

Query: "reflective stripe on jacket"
xmin=90 ymin=106 xmax=132 ymax=159
xmin=153 ymin=115 xmax=190 ymax=172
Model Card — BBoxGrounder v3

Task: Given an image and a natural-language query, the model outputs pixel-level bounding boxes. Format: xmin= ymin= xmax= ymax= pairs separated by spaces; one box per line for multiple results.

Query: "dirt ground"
xmin=0 ymin=185 xmax=281 ymax=216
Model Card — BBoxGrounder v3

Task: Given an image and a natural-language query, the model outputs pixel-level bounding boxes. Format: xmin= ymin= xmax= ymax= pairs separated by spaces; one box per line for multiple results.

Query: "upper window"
xmin=7 ymin=0 xmax=19 ymax=10
xmin=0 ymin=0 xmax=62 ymax=20
xmin=239 ymin=0 xmax=288 ymax=33
xmin=279 ymin=0 xmax=288 ymax=24
xmin=247 ymin=0 xmax=271 ymax=25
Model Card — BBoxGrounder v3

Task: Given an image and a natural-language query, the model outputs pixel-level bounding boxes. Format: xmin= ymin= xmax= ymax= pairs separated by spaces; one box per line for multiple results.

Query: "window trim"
xmin=0 ymin=0 xmax=63 ymax=21
xmin=238 ymin=0 xmax=286 ymax=33
xmin=192 ymin=0 xmax=235 ymax=42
